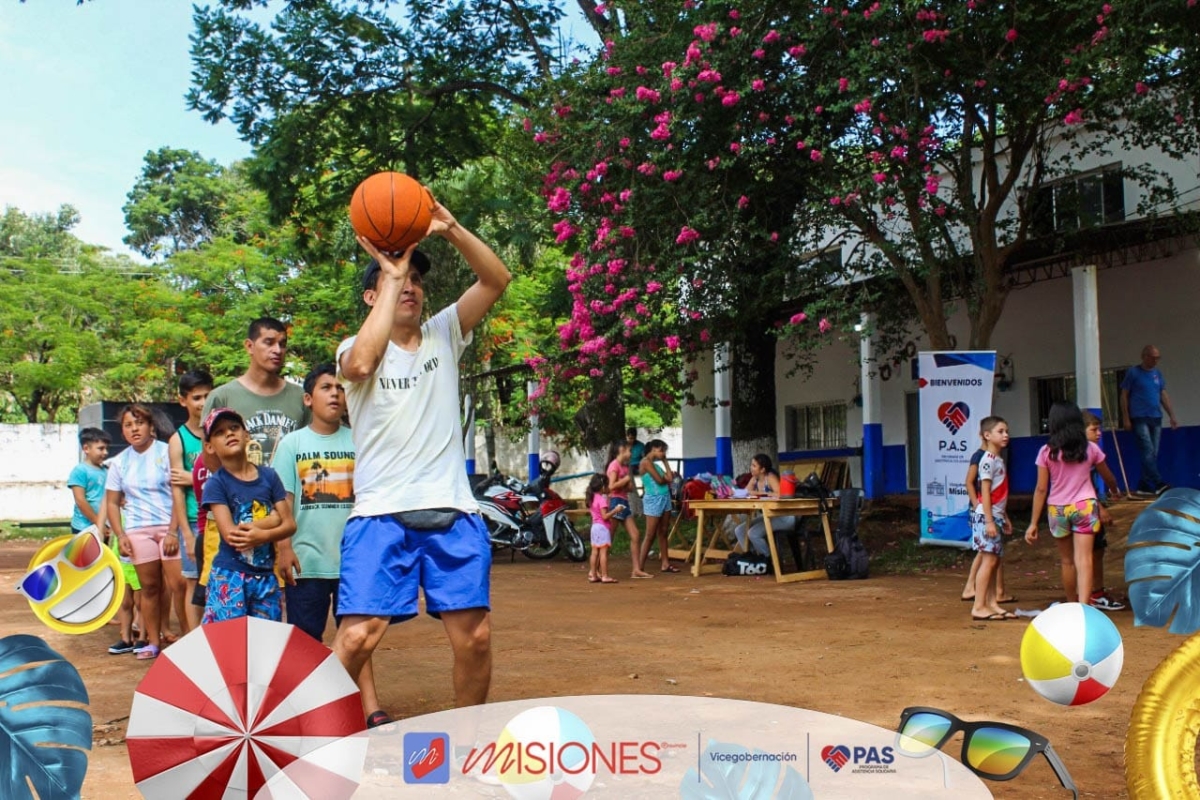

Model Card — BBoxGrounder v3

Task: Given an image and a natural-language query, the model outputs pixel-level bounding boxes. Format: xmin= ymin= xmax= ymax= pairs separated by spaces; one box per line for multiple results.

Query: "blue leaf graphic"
xmin=1124 ymin=489 xmax=1200 ymax=634
xmin=0 ymin=635 xmax=91 ymax=800
xmin=680 ymin=740 xmax=813 ymax=800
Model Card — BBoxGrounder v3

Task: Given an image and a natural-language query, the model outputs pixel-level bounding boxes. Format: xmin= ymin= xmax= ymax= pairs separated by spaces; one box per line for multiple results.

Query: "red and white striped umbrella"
xmin=127 ymin=617 xmax=368 ymax=799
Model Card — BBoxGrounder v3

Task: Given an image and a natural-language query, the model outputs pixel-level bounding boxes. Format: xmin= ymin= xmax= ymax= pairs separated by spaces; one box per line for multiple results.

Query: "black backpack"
xmin=824 ymin=489 xmax=869 ymax=580
xmin=723 ymin=551 xmax=772 ymax=577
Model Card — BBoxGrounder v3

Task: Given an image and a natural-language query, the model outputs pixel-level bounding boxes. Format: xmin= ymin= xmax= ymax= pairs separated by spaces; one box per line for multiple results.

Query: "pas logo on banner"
xmin=918 ymin=351 xmax=997 ymax=547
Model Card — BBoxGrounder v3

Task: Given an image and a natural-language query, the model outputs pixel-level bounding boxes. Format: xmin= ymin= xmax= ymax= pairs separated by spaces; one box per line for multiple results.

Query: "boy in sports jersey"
xmin=970 ymin=416 xmax=1013 ymax=621
xmin=169 ymin=370 xmax=213 ymax=633
xmin=333 ymin=198 xmax=510 ymax=720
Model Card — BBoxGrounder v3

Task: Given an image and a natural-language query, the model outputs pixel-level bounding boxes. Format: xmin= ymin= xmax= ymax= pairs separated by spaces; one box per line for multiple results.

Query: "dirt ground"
xmin=3 ymin=498 xmax=1182 ymax=799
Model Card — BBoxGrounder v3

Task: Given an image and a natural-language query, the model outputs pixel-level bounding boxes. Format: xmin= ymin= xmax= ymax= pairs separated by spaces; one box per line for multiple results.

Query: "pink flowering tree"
xmin=528 ymin=2 xmax=853 ymax=455
xmin=531 ymin=0 xmax=1199 ymax=445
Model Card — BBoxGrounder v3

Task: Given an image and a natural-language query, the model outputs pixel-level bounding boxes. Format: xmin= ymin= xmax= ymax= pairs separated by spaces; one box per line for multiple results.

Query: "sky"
xmin=0 ymin=2 xmax=252 ymax=258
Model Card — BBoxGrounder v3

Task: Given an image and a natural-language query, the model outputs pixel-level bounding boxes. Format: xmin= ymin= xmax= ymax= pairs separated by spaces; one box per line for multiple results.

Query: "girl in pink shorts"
xmin=1024 ymin=402 xmax=1120 ymax=605
xmin=586 ymin=473 xmax=618 ymax=584
xmin=105 ymin=404 xmax=180 ymax=659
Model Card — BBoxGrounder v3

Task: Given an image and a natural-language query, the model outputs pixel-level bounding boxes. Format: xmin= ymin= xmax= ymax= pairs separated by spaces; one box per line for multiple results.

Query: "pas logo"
xmin=821 ymin=745 xmax=851 ymax=772
xmin=937 ymin=401 xmax=970 ymax=434
xmin=404 ymin=732 xmax=450 ymax=784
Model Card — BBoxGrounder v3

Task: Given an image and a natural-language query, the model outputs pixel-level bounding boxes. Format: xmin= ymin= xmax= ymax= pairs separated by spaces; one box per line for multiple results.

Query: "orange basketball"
xmin=348 ymin=172 xmax=434 ymax=253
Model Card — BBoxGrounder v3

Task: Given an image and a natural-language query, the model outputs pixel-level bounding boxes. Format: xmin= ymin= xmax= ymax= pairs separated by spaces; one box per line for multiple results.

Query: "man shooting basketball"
xmin=333 ymin=197 xmax=511 ymax=723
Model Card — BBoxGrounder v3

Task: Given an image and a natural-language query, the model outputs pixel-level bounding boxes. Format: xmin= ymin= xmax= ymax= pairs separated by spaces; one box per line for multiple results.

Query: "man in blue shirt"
xmin=1120 ymin=345 xmax=1179 ymax=497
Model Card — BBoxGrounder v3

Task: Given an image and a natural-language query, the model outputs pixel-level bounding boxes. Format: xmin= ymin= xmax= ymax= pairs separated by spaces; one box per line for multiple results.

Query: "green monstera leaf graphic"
xmin=681 ymin=740 xmax=813 ymax=800
xmin=0 ymin=635 xmax=91 ymax=799
xmin=1125 ymin=489 xmax=1200 ymax=634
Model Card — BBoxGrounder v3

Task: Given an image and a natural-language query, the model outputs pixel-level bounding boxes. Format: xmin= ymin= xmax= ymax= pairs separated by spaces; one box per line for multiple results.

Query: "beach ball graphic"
xmin=492 ymin=706 xmax=597 ymax=800
xmin=1020 ymin=602 xmax=1123 ymax=706
xmin=17 ymin=527 xmax=124 ymax=634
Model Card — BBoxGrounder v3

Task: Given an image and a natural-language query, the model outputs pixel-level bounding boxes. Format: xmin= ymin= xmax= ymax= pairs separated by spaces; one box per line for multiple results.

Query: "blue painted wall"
xmin=684 ymin=425 xmax=1199 ymax=493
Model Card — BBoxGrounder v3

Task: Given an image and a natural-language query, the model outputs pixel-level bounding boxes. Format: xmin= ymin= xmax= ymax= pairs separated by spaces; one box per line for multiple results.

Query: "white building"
xmin=680 ymin=131 xmax=1200 ymax=495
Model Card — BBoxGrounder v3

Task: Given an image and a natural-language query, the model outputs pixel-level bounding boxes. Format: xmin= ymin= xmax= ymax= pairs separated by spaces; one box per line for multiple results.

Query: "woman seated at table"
xmin=733 ymin=454 xmax=798 ymax=556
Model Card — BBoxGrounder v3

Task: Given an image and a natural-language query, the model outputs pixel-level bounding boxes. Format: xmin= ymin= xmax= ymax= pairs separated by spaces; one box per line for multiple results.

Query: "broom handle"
xmin=1100 ymin=381 xmax=1132 ymax=497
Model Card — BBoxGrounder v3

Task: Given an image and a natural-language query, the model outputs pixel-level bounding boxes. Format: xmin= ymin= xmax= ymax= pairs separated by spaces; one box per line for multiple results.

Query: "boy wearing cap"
xmin=200 ymin=407 xmax=296 ymax=624
xmin=333 ymin=199 xmax=511 ymax=718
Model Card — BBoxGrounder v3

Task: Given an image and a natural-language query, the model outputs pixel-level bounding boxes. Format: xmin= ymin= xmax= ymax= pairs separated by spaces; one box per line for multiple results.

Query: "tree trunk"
xmin=574 ymin=366 xmax=624 ymax=471
xmin=730 ymin=315 xmax=779 ymax=469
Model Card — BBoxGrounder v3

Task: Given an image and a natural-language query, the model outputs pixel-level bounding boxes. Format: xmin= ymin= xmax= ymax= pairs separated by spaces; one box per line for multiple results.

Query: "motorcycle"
xmin=474 ymin=451 xmax=587 ymax=562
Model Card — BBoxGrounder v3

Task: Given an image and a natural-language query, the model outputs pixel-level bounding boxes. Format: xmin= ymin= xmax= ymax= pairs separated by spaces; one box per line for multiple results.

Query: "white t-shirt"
xmin=104 ymin=440 xmax=173 ymax=529
xmin=336 ymin=305 xmax=477 ymax=517
xmin=974 ymin=451 xmax=1008 ymax=517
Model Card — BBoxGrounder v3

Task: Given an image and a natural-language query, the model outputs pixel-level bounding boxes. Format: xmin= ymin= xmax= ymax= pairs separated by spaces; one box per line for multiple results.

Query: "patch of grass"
xmin=0 ymin=521 xmax=75 ymax=541
xmin=867 ymin=534 xmax=969 ymax=575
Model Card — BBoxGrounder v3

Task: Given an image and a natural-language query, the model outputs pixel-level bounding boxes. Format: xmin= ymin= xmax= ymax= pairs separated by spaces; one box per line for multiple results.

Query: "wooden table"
xmin=670 ymin=497 xmax=836 ymax=583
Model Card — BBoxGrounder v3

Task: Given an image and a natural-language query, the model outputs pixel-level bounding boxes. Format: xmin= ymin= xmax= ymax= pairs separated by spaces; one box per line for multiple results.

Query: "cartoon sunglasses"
xmin=16 ymin=528 xmax=106 ymax=602
xmin=895 ymin=706 xmax=1078 ymax=799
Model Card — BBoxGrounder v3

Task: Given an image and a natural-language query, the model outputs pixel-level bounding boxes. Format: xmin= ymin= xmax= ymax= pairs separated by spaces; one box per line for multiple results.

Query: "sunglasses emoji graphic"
xmin=17 ymin=527 xmax=125 ymax=634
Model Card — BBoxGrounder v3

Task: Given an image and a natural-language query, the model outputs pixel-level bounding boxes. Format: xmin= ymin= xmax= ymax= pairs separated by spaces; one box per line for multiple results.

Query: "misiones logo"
xmin=460 ymin=705 xmax=664 ymax=798
xmin=937 ymin=401 xmax=970 ymax=435
xmin=821 ymin=745 xmax=850 ymax=772
xmin=404 ymin=732 xmax=450 ymax=784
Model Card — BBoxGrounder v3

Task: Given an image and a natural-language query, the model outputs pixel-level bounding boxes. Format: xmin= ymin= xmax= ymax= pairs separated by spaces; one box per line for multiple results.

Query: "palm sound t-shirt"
xmin=271 ymin=426 xmax=355 ymax=579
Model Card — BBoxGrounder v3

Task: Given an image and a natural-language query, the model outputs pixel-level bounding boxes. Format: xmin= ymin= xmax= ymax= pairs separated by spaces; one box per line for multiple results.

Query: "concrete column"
xmin=714 ymin=343 xmax=733 ymax=475
xmin=859 ymin=313 xmax=884 ymax=498
xmin=1072 ymin=265 xmax=1103 ymax=420
xmin=527 ymin=380 xmax=541 ymax=481
xmin=463 ymin=393 xmax=476 ymax=475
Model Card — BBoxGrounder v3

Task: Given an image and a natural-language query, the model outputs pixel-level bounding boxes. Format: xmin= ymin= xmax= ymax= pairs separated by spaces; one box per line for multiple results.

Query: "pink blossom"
xmin=923 ymin=29 xmax=949 ymax=44
xmin=664 ymin=335 xmax=681 ymax=350
xmin=552 ymin=219 xmax=576 ymax=243
xmin=636 ymin=86 xmax=662 ymax=103
xmin=635 ymin=65 xmax=647 ymax=75
xmin=694 ymin=93 xmax=706 ymax=103
xmin=890 ymin=145 xmax=908 ymax=160
xmin=646 ymin=281 xmax=663 ymax=294
xmin=706 ymin=157 xmax=721 ymax=170
xmin=737 ymin=195 xmax=750 ymax=209
xmin=619 ymin=226 xmax=636 ymax=238
xmin=818 ymin=318 xmax=832 ymax=333
xmin=729 ymin=142 xmax=741 ymax=153
xmin=810 ymin=149 xmax=824 ymax=162
xmin=788 ymin=45 xmax=806 ymax=58
xmin=729 ymin=27 xmax=741 ymax=37
xmin=554 ymin=105 xmax=571 ymax=118
xmin=663 ymin=169 xmax=684 ymax=182
xmin=722 ymin=92 xmax=741 ymax=107
xmin=770 ymin=232 xmax=779 ymax=242
xmin=619 ymin=188 xmax=632 ymax=202
xmin=934 ymin=205 xmax=947 ymax=217
xmin=789 ymin=312 xmax=807 ymax=325
xmin=662 ymin=61 xmax=677 ymax=77
xmin=699 ymin=329 xmax=711 ymax=342
xmin=676 ymin=226 xmax=701 ymax=245
xmin=609 ymin=87 xmax=626 ymax=99
xmin=854 ymin=98 xmax=872 ymax=113
xmin=1063 ymin=108 xmax=1085 ymax=125
xmin=872 ymin=172 xmax=887 ymax=184
xmin=763 ymin=30 xmax=781 ymax=44
xmin=650 ymin=123 xmax=671 ymax=140
xmin=814 ymin=105 xmax=824 ymax=114
xmin=752 ymin=48 xmax=766 ymax=59
xmin=837 ymin=77 xmax=849 ymax=92
xmin=670 ymin=78 xmax=684 ymax=91
xmin=694 ymin=22 xmax=719 ymax=42
xmin=1005 ymin=29 xmax=1018 ymax=42
xmin=728 ymin=9 xmax=740 ymax=19
xmin=533 ymin=131 xmax=548 ymax=144
xmin=654 ymin=110 xmax=672 ymax=124
xmin=925 ymin=176 xmax=940 ymax=194
xmin=685 ymin=43 xmax=703 ymax=64
xmin=752 ymin=79 xmax=766 ymax=91
xmin=606 ymin=66 xmax=622 ymax=76
xmin=637 ymin=162 xmax=658 ymax=176
xmin=1135 ymin=81 xmax=1148 ymax=95
xmin=830 ymin=196 xmax=842 ymax=206
xmin=546 ymin=187 xmax=572 ymax=213
xmin=697 ymin=69 xmax=723 ymax=83
xmin=636 ymin=303 xmax=649 ymax=315
xmin=521 ymin=118 xmax=531 ymax=132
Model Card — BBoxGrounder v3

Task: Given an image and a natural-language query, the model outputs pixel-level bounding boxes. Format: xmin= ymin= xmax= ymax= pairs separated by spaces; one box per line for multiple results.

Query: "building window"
xmin=1031 ymin=368 xmax=1127 ymax=434
xmin=786 ymin=247 xmax=843 ymax=299
xmin=785 ymin=401 xmax=848 ymax=451
xmin=1030 ymin=165 xmax=1125 ymax=236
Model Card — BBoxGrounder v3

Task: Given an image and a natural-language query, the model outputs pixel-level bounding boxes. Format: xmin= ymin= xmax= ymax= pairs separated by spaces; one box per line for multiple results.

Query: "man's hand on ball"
xmin=427 ymin=198 xmax=459 ymax=238
xmin=356 ymin=234 xmax=416 ymax=282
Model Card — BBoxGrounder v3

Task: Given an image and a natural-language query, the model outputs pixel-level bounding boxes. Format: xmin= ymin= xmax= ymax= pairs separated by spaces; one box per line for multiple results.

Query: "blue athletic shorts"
xmin=202 ymin=565 xmax=282 ymax=623
xmin=337 ymin=512 xmax=491 ymax=622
